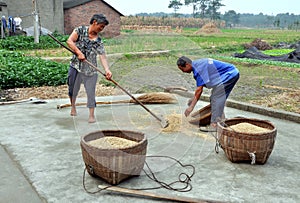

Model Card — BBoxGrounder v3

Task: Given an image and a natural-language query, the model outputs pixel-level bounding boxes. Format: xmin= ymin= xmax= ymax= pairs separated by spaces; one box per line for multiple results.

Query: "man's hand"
xmin=184 ymin=106 xmax=193 ymax=117
xmin=184 ymin=86 xmax=203 ymax=117
xmin=187 ymin=98 xmax=193 ymax=106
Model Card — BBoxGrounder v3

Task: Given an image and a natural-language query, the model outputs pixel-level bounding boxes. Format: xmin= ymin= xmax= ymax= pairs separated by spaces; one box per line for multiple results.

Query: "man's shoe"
xmin=200 ymin=125 xmax=217 ymax=132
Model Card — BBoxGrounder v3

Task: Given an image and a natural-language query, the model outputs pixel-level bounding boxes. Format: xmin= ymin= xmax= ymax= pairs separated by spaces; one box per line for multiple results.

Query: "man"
xmin=177 ymin=56 xmax=240 ymax=132
xmin=67 ymin=14 xmax=112 ymax=123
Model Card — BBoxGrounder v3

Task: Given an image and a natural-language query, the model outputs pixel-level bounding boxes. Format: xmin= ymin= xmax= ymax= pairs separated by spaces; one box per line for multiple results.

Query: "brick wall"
xmin=64 ymin=0 xmax=121 ymax=38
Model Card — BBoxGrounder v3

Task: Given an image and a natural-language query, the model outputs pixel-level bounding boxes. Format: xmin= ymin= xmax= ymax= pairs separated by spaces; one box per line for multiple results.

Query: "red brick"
xmin=64 ymin=0 xmax=122 ymax=38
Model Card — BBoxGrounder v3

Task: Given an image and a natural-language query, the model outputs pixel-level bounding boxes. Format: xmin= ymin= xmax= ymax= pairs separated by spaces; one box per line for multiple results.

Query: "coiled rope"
xmin=82 ymin=155 xmax=195 ymax=194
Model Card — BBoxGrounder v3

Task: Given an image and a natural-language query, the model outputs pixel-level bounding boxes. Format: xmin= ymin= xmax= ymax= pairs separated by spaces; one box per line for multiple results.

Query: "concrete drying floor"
xmin=0 ymin=93 xmax=299 ymax=203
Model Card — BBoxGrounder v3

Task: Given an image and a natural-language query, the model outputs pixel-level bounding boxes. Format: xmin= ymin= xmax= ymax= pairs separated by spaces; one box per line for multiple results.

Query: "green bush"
xmin=0 ymin=50 xmax=68 ymax=89
xmin=0 ymin=33 xmax=68 ymax=50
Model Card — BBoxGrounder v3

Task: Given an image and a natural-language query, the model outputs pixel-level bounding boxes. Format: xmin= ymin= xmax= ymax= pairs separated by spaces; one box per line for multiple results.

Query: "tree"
xmin=168 ymin=0 xmax=183 ymax=17
xmin=273 ymin=19 xmax=280 ymax=28
xmin=183 ymin=0 xmax=224 ymax=19
xmin=293 ymin=20 xmax=300 ymax=31
xmin=223 ymin=10 xmax=240 ymax=27
xmin=184 ymin=0 xmax=200 ymax=18
xmin=198 ymin=0 xmax=210 ymax=18
xmin=206 ymin=0 xmax=224 ymax=20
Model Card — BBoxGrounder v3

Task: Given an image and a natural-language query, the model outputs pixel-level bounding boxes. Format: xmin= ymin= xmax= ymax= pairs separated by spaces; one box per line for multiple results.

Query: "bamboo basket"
xmin=217 ymin=118 xmax=277 ymax=164
xmin=188 ymin=104 xmax=211 ymax=126
xmin=80 ymin=130 xmax=147 ymax=185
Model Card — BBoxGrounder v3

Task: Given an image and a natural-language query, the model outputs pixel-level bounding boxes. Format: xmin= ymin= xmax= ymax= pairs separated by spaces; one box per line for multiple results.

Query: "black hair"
xmin=90 ymin=14 xmax=109 ymax=25
xmin=177 ymin=56 xmax=192 ymax=67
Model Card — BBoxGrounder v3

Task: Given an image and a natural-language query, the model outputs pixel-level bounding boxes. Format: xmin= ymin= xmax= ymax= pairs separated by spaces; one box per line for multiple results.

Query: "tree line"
xmin=133 ymin=0 xmax=300 ymax=29
xmin=221 ymin=11 xmax=300 ymax=29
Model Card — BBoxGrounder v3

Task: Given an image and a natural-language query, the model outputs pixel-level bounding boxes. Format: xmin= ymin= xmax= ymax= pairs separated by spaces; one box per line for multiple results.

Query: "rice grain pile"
xmin=88 ymin=136 xmax=137 ymax=149
xmin=162 ymin=113 xmax=192 ymax=133
xmin=228 ymin=122 xmax=271 ymax=134
xmin=162 ymin=113 xmax=182 ymax=132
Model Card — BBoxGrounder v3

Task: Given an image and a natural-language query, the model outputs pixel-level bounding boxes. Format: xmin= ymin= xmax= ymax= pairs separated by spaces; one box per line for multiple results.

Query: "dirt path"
xmin=1 ymin=55 xmax=299 ymax=114
xmin=0 ymin=84 xmax=114 ymax=101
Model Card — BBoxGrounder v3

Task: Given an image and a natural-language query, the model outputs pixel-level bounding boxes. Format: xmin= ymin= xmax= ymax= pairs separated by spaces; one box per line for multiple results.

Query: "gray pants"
xmin=68 ymin=69 xmax=98 ymax=108
xmin=210 ymin=73 xmax=239 ymax=123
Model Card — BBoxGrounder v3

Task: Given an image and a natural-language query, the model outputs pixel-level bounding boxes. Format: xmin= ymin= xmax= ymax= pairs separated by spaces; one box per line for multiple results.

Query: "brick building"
xmin=0 ymin=0 xmax=123 ymax=38
xmin=64 ymin=0 xmax=124 ymax=37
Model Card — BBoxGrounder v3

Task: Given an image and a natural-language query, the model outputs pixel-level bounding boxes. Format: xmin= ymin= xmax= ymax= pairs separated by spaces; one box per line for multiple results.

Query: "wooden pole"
xmin=33 ymin=0 xmax=39 ymax=43
xmin=98 ymin=185 xmax=222 ymax=203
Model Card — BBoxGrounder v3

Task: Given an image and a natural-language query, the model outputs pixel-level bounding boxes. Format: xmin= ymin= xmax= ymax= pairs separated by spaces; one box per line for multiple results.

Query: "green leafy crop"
xmin=0 ymin=50 xmax=68 ymax=89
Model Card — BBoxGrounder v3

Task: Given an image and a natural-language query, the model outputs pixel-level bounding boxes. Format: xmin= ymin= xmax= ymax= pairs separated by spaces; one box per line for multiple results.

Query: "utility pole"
xmin=33 ymin=0 xmax=39 ymax=43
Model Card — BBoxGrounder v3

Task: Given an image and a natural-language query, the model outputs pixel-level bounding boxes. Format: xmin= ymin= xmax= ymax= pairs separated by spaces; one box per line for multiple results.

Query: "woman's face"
xmin=92 ymin=21 xmax=106 ymax=33
xmin=96 ymin=23 xmax=106 ymax=32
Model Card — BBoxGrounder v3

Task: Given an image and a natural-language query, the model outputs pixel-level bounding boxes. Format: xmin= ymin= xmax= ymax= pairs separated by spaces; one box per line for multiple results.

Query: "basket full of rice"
xmin=217 ymin=118 xmax=277 ymax=164
xmin=80 ymin=130 xmax=147 ymax=185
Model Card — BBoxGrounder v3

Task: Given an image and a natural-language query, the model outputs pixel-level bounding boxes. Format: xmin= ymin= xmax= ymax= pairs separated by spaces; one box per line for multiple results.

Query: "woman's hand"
xmin=105 ymin=70 xmax=112 ymax=80
xmin=76 ymin=52 xmax=86 ymax=61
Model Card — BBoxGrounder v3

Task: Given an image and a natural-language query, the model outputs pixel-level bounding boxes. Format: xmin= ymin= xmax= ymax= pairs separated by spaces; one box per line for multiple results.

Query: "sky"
xmin=105 ymin=0 xmax=300 ymax=16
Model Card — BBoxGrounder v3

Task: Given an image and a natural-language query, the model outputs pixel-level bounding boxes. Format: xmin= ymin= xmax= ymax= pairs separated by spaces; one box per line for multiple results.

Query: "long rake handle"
xmin=98 ymin=185 xmax=216 ymax=203
xmin=85 ymin=57 xmax=165 ymax=123
xmin=48 ymin=33 xmax=165 ymax=125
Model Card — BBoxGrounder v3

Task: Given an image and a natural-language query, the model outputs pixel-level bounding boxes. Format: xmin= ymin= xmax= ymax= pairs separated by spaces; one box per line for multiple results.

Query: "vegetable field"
xmin=0 ymin=28 xmax=299 ymax=113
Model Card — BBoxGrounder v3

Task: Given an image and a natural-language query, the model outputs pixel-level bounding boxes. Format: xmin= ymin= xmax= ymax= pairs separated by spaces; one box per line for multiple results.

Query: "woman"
xmin=67 ymin=14 xmax=112 ymax=123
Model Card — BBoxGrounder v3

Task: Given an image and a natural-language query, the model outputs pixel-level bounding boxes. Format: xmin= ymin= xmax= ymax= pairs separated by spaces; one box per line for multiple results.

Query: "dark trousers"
xmin=210 ymin=73 xmax=240 ymax=123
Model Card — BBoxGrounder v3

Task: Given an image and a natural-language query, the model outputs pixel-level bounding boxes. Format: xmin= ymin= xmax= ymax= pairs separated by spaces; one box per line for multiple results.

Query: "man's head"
xmin=177 ymin=56 xmax=193 ymax=73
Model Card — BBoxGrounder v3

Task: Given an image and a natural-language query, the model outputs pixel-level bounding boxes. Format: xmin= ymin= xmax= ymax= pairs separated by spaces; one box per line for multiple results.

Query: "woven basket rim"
xmin=81 ymin=130 xmax=147 ymax=151
xmin=217 ymin=117 xmax=277 ymax=136
xmin=190 ymin=104 xmax=211 ymax=118
xmin=188 ymin=112 xmax=211 ymax=123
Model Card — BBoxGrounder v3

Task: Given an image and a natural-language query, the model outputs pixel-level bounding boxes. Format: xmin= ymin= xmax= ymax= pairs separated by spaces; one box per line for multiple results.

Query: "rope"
xmin=83 ymin=167 xmax=112 ymax=194
xmin=207 ymin=131 xmax=220 ymax=154
xmin=139 ymin=155 xmax=195 ymax=192
xmin=248 ymin=151 xmax=256 ymax=165
xmin=82 ymin=155 xmax=195 ymax=194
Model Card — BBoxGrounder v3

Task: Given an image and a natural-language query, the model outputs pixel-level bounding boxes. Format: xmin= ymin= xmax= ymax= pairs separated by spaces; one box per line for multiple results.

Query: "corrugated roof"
xmin=63 ymin=0 xmax=91 ymax=9
xmin=63 ymin=0 xmax=123 ymax=16
xmin=0 ymin=2 xmax=7 ymax=6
